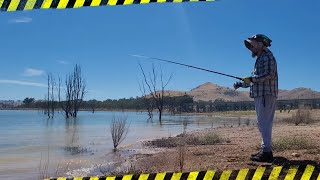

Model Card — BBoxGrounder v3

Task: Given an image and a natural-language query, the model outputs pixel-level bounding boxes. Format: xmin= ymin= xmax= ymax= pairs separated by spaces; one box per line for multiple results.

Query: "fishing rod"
xmin=131 ymin=54 xmax=243 ymax=81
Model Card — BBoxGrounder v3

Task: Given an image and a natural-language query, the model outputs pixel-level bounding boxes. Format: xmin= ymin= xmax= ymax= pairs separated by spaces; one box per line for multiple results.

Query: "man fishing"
xmin=132 ymin=34 xmax=278 ymax=163
xmin=234 ymin=34 xmax=278 ymax=163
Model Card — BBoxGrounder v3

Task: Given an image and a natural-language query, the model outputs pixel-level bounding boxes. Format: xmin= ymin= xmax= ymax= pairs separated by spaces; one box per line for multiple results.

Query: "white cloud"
xmin=57 ymin=60 xmax=70 ymax=65
xmin=0 ymin=80 xmax=47 ymax=88
xmin=23 ymin=68 xmax=45 ymax=77
xmin=9 ymin=17 xmax=33 ymax=24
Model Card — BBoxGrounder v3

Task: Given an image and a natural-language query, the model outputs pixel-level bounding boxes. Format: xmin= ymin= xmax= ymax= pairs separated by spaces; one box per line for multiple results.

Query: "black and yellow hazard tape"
xmin=0 ymin=0 xmax=214 ymax=12
xmin=44 ymin=164 xmax=320 ymax=180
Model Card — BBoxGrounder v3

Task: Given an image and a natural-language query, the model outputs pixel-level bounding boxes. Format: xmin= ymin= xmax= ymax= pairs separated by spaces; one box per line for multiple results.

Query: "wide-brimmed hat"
xmin=244 ymin=34 xmax=272 ymax=50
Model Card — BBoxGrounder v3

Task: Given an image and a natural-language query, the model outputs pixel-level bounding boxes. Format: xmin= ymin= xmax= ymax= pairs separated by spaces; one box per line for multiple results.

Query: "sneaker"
xmin=250 ymin=151 xmax=274 ymax=163
xmin=251 ymin=150 xmax=262 ymax=157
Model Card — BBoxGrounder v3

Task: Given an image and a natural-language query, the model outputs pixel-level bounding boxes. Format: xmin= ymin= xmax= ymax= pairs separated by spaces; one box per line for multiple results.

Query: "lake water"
xmin=0 ymin=110 xmax=250 ymax=180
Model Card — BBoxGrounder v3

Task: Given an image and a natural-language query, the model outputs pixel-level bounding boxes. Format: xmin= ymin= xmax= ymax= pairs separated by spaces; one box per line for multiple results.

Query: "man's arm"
xmin=252 ymin=55 xmax=277 ymax=83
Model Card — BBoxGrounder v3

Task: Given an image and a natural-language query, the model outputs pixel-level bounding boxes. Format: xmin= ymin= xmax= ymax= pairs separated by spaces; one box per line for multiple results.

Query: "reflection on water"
xmin=64 ymin=118 xmax=80 ymax=155
xmin=0 ymin=110 xmax=255 ymax=180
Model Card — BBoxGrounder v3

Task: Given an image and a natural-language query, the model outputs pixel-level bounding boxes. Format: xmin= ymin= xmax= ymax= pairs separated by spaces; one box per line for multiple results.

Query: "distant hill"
xmin=278 ymin=87 xmax=320 ymax=100
xmin=157 ymin=82 xmax=320 ymax=102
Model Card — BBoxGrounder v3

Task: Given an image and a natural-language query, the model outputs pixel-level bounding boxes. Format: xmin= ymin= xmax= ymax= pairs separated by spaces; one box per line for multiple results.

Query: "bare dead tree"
xmin=58 ymin=64 xmax=86 ymax=118
xmin=47 ymin=74 xmax=50 ymax=118
xmin=58 ymin=76 xmax=71 ymax=118
xmin=50 ymin=74 xmax=55 ymax=118
xmin=139 ymin=63 xmax=173 ymax=123
xmin=43 ymin=94 xmax=48 ymax=115
xmin=46 ymin=73 xmax=56 ymax=118
xmin=72 ymin=65 xmax=86 ymax=117
xmin=138 ymin=80 xmax=154 ymax=119
xmin=110 ymin=115 xmax=130 ymax=152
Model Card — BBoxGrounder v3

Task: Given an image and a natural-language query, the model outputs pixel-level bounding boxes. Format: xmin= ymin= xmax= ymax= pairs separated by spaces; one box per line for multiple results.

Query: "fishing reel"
xmin=233 ymin=81 xmax=242 ymax=89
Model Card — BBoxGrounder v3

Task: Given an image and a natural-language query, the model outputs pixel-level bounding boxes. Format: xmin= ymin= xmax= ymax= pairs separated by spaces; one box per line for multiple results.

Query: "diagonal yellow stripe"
xmin=268 ymin=166 xmax=283 ymax=180
xmin=73 ymin=0 xmax=84 ymax=8
xmin=41 ymin=0 xmax=53 ymax=9
xmin=123 ymin=174 xmax=133 ymax=180
xmin=187 ymin=172 xmax=199 ymax=180
xmin=138 ymin=174 xmax=149 ymax=180
xmin=106 ymin=176 xmax=116 ymax=180
xmin=155 ymin=172 xmax=166 ymax=180
xmin=203 ymin=170 xmax=215 ymax=180
xmin=123 ymin=0 xmax=133 ymax=5
xmin=173 ymin=0 xmax=182 ymax=2
xmin=171 ymin=172 xmax=182 ymax=180
xmin=252 ymin=167 xmax=266 ymax=180
xmin=0 ymin=0 xmax=4 ymax=8
xmin=156 ymin=0 xmax=166 ymax=3
xmin=57 ymin=0 xmax=69 ymax=8
xmin=90 ymin=177 xmax=100 ymax=180
xmin=236 ymin=169 xmax=249 ymax=180
xmin=284 ymin=166 xmax=299 ymax=180
xmin=219 ymin=170 xmax=232 ymax=180
xmin=317 ymin=173 xmax=320 ymax=180
xmin=7 ymin=0 xmax=20 ymax=11
xmin=24 ymin=0 xmax=37 ymax=10
xmin=140 ymin=0 xmax=149 ymax=4
xmin=90 ymin=0 xmax=101 ymax=6
xmin=74 ymin=177 xmax=83 ymax=180
xmin=107 ymin=0 xmax=117 ymax=6
xmin=57 ymin=178 xmax=67 ymax=180
xmin=301 ymin=165 xmax=315 ymax=180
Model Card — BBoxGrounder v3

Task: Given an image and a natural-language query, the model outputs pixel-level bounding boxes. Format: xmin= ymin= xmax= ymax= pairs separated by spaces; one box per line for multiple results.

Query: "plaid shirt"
xmin=242 ymin=49 xmax=278 ymax=98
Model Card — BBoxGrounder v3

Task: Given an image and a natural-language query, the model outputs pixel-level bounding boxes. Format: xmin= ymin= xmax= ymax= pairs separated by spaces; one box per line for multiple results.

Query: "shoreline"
xmin=1 ymin=108 xmax=317 ymax=121
xmin=125 ymin=123 xmax=320 ymax=174
xmin=65 ymin=118 xmax=320 ymax=178
xmin=64 ymin=123 xmax=320 ymax=178
xmin=0 ymin=108 xmax=272 ymax=120
xmin=3 ymin=109 xmax=317 ymax=179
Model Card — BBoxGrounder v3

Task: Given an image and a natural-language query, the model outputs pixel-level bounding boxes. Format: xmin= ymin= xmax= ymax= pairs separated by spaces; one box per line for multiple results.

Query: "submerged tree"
xmin=139 ymin=80 xmax=154 ymax=119
xmin=139 ymin=63 xmax=173 ymax=123
xmin=110 ymin=115 xmax=130 ymax=152
xmin=58 ymin=64 xmax=86 ymax=118
xmin=45 ymin=73 xmax=56 ymax=118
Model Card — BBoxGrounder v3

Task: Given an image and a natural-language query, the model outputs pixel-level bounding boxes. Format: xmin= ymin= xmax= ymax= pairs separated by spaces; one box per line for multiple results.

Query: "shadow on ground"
xmin=254 ymin=157 xmax=320 ymax=180
xmin=272 ymin=156 xmax=320 ymax=167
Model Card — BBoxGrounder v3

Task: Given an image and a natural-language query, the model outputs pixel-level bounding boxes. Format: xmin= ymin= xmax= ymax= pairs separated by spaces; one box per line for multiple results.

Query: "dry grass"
xmin=197 ymin=133 xmax=225 ymax=145
xmin=273 ymin=136 xmax=315 ymax=152
xmin=282 ymin=108 xmax=317 ymax=125
xmin=144 ymin=132 xmax=226 ymax=148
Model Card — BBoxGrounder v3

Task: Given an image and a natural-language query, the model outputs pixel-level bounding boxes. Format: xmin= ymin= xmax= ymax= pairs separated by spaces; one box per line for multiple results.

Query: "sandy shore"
xmin=129 ymin=124 xmax=320 ymax=174
xmin=63 ymin=109 xmax=320 ymax=178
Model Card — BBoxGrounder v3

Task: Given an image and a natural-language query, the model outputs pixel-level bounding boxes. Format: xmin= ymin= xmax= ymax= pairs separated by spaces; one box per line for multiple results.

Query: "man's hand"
xmin=242 ymin=77 xmax=253 ymax=84
xmin=233 ymin=81 xmax=242 ymax=90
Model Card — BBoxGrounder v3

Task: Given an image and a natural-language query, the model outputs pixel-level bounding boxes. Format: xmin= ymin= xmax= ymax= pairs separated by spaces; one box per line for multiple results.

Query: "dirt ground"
xmin=124 ymin=110 xmax=320 ymax=175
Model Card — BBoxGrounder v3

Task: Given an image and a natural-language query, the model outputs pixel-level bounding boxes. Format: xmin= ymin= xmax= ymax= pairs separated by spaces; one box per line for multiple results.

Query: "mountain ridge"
xmin=162 ymin=82 xmax=320 ymax=102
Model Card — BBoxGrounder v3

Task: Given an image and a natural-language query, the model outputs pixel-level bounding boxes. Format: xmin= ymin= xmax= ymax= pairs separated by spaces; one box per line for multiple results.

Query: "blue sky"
xmin=0 ymin=0 xmax=319 ymax=100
